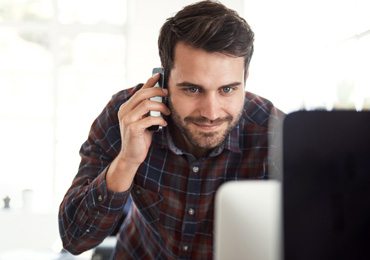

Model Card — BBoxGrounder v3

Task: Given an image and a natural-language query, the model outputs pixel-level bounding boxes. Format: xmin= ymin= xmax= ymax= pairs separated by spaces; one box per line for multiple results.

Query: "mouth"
xmin=192 ymin=122 xmax=223 ymax=131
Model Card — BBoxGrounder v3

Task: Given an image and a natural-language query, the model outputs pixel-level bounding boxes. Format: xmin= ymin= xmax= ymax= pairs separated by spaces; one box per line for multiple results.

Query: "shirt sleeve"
xmin=58 ymin=89 xmax=133 ymax=255
xmin=267 ymin=107 xmax=285 ymax=180
xmin=243 ymin=91 xmax=285 ymax=180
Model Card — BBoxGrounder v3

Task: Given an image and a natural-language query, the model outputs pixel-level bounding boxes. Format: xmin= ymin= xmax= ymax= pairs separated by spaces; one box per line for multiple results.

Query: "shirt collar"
xmin=222 ymin=123 xmax=242 ymax=154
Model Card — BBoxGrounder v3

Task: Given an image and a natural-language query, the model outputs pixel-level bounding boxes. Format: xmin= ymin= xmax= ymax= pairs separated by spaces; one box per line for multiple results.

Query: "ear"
xmin=245 ymin=69 xmax=250 ymax=81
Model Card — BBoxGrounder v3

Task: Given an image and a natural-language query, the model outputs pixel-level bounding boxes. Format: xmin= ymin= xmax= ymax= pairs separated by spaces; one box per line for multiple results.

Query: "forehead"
xmin=170 ymin=42 xmax=245 ymax=87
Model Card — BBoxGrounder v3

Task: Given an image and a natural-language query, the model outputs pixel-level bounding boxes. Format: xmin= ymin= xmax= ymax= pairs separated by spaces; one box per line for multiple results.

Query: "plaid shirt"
xmin=59 ymin=85 xmax=280 ymax=260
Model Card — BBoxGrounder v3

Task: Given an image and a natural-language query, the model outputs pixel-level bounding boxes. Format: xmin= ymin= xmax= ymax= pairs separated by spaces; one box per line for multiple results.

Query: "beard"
xmin=168 ymin=98 xmax=243 ymax=151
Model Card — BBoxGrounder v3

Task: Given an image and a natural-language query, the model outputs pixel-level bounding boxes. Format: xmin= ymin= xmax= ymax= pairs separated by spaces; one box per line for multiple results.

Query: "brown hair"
xmin=158 ymin=0 xmax=254 ymax=85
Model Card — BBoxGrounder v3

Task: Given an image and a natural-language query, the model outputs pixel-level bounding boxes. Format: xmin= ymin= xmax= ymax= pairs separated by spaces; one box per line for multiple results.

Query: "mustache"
xmin=184 ymin=116 xmax=233 ymax=124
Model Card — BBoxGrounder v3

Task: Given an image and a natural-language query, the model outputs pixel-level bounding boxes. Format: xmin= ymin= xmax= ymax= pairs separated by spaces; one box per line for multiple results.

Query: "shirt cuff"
xmin=86 ymin=166 xmax=132 ymax=214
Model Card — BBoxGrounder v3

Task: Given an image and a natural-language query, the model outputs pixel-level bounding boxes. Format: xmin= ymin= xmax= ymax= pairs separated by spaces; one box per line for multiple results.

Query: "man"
xmin=59 ymin=1 xmax=280 ymax=259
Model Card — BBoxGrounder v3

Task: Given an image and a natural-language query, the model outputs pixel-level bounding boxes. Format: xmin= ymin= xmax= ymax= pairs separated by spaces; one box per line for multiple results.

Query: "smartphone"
xmin=148 ymin=67 xmax=165 ymax=132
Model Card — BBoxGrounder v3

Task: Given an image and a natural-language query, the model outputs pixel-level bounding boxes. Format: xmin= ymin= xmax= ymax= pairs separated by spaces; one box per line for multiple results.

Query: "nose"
xmin=199 ymin=93 xmax=220 ymax=121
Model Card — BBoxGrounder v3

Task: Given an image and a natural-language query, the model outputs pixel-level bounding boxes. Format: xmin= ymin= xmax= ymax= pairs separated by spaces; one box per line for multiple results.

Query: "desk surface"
xmin=0 ymin=248 xmax=92 ymax=260
xmin=0 ymin=209 xmax=59 ymax=251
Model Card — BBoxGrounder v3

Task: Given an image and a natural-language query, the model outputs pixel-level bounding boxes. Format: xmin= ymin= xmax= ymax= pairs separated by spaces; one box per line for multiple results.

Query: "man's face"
xmin=167 ymin=42 xmax=247 ymax=156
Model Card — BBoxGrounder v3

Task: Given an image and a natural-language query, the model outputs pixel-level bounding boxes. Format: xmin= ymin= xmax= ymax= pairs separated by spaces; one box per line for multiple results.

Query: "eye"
xmin=221 ymin=87 xmax=233 ymax=93
xmin=187 ymin=87 xmax=199 ymax=93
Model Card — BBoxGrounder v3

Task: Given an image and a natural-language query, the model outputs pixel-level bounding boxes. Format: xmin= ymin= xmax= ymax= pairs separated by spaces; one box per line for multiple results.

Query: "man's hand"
xmin=106 ymin=74 xmax=170 ymax=192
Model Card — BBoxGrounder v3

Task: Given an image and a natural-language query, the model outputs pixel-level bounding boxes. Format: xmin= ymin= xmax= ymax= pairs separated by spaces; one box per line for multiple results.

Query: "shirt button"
xmin=188 ymin=208 xmax=195 ymax=216
xmin=97 ymin=195 xmax=103 ymax=202
xmin=192 ymin=166 xmax=199 ymax=173
xmin=181 ymin=245 xmax=189 ymax=252
xmin=135 ymin=189 xmax=142 ymax=195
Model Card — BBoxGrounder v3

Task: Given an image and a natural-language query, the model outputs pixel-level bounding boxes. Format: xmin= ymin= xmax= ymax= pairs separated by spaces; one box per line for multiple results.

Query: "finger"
xmin=122 ymin=99 xmax=170 ymax=124
xmin=119 ymin=87 xmax=168 ymax=116
xmin=142 ymin=73 xmax=161 ymax=89
xmin=123 ymin=114 xmax=168 ymax=139
xmin=119 ymin=87 xmax=168 ymax=113
xmin=145 ymin=99 xmax=171 ymax=116
xmin=136 ymin=115 xmax=168 ymax=131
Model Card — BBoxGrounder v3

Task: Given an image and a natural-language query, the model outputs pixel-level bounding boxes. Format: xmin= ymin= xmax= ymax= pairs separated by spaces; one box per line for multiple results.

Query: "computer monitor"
xmin=283 ymin=110 xmax=370 ymax=260
xmin=214 ymin=180 xmax=282 ymax=260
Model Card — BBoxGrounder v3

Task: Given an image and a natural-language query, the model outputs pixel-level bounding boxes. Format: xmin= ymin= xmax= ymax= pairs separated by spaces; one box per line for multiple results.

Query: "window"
xmin=245 ymin=0 xmax=370 ymax=113
xmin=0 ymin=0 xmax=127 ymax=211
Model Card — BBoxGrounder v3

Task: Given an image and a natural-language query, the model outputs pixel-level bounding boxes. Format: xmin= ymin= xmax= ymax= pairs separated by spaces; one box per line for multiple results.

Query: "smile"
xmin=193 ymin=122 xmax=223 ymax=131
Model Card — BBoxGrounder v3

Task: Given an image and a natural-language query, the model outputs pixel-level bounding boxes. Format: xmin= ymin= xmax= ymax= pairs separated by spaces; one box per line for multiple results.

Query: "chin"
xmin=187 ymin=129 xmax=228 ymax=150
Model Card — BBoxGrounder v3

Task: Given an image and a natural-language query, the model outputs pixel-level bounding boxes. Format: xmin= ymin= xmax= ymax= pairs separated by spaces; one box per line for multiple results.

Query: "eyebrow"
xmin=176 ymin=81 xmax=242 ymax=89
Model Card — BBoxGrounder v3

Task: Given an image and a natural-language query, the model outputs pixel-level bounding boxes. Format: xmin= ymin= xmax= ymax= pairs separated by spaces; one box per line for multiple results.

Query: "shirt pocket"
xmin=131 ymin=184 xmax=163 ymax=226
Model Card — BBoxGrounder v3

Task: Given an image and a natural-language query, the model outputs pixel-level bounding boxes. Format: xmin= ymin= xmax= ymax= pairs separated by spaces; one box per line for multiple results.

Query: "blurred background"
xmin=0 ymin=0 xmax=369 ymax=258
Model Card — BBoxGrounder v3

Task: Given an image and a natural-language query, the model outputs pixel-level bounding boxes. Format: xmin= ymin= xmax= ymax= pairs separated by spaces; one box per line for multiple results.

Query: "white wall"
xmin=244 ymin=0 xmax=370 ymax=112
